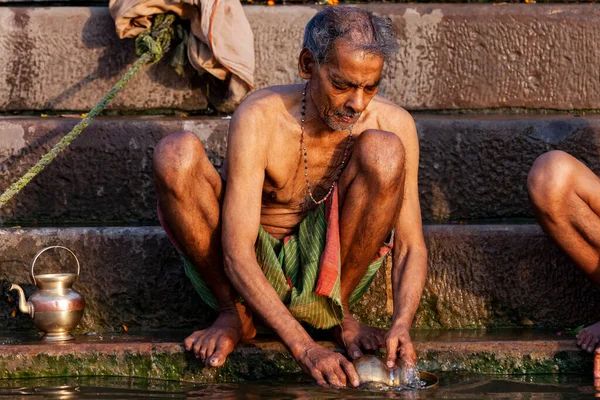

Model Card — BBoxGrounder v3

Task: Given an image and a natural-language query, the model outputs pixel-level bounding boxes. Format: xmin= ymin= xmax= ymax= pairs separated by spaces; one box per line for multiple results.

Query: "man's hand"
xmin=384 ymin=323 xmax=416 ymax=368
xmin=294 ymin=343 xmax=360 ymax=388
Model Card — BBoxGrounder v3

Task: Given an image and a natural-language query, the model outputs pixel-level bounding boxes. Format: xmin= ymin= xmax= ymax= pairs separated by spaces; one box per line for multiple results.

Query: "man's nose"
xmin=345 ymin=89 xmax=366 ymax=114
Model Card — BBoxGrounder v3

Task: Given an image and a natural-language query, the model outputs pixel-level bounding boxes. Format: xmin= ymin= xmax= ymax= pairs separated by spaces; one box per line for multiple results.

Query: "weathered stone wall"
xmin=0 ymin=117 xmax=228 ymax=225
xmin=2 ymin=5 xmax=600 ymax=111
xmin=0 ymin=115 xmax=598 ymax=224
xmin=0 ymin=8 xmax=208 ymax=112
xmin=0 ymin=225 xmax=597 ymax=332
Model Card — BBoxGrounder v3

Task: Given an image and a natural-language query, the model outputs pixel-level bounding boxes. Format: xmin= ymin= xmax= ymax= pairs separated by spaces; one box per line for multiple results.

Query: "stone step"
xmin=0 ymin=115 xmax=598 ymax=224
xmin=0 ymin=225 xmax=597 ymax=332
xmin=2 ymin=5 xmax=600 ymax=111
xmin=0 ymin=330 xmax=591 ymax=380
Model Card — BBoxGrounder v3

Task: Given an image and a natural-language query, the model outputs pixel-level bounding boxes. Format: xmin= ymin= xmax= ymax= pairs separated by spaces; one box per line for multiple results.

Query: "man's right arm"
xmin=221 ymin=100 xmax=359 ymax=387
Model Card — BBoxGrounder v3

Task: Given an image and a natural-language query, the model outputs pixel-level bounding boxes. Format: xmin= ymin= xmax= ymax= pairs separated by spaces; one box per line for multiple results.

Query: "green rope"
xmin=0 ymin=14 xmax=176 ymax=209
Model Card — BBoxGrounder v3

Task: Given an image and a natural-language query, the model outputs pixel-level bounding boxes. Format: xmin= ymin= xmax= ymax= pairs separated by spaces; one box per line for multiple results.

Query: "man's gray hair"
xmin=302 ymin=7 xmax=399 ymax=67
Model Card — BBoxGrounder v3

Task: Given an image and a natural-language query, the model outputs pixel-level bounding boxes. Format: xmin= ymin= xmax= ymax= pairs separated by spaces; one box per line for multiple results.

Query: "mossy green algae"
xmin=0 ymin=346 xmax=591 ymax=381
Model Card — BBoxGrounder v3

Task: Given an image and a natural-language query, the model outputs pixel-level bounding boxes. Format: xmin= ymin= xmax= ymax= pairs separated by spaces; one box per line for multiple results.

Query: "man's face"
xmin=309 ymin=41 xmax=384 ymax=131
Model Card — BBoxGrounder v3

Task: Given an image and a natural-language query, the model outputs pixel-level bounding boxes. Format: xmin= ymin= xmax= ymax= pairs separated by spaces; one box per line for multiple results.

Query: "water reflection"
xmin=0 ymin=374 xmax=594 ymax=399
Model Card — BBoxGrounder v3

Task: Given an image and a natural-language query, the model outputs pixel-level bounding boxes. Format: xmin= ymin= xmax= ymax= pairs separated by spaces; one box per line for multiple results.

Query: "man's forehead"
xmin=323 ymin=41 xmax=384 ymax=85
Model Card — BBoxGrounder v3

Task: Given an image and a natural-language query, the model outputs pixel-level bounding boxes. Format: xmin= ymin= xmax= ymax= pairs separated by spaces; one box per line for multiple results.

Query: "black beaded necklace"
xmin=300 ymin=82 xmax=353 ymax=205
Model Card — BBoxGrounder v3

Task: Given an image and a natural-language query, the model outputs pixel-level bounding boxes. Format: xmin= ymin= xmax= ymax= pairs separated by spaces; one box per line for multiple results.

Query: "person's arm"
xmin=383 ymin=112 xmax=428 ymax=369
xmin=221 ymin=101 xmax=359 ymax=387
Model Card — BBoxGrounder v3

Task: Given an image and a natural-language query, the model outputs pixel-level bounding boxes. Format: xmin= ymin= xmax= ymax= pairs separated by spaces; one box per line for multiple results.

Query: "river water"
xmin=0 ymin=374 xmax=595 ymax=399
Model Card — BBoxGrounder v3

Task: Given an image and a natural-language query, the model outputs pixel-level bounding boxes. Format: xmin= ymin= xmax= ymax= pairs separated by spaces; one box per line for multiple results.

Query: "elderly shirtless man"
xmin=153 ymin=7 xmax=427 ymax=387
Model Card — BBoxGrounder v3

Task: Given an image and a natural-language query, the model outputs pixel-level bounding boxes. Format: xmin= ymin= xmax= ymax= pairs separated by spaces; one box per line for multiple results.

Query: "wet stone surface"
xmin=0 ymin=329 xmax=591 ymax=380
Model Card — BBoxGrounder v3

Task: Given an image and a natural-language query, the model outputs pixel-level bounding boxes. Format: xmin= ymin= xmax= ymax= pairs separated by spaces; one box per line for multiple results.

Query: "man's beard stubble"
xmin=310 ymin=88 xmax=360 ymax=132
xmin=323 ymin=109 xmax=361 ymax=131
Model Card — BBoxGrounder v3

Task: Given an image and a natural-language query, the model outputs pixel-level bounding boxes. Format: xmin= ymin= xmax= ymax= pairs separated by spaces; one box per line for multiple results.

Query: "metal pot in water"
xmin=352 ymin=354 xmax=438 ymax=390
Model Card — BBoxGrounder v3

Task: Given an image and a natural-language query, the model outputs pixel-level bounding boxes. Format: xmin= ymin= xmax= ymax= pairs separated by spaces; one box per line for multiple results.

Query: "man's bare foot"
xmin=184 ymin=303 xmax=256 ymax=367
xmin=576 ymin=321 xmax=600 ymax=353
xmin=332 ymin=312 xmax=385 ymax=359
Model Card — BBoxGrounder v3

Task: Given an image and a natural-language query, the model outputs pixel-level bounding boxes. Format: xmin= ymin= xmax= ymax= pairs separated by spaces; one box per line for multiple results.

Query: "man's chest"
xmin=262 ymin=130 xmax=357 ymax=209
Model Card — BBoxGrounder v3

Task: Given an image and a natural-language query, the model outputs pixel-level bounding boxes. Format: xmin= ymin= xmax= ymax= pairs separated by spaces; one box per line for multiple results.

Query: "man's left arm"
xmin=384 ymin=112 xmax=428 ymax=369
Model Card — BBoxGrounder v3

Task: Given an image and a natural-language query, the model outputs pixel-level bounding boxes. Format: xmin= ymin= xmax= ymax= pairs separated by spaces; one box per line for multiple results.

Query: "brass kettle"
xmin=10 ymin=246 xmax=85 ymax=342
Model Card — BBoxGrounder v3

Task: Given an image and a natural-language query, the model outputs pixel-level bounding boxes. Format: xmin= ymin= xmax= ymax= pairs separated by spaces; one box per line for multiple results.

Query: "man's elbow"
xmin=222 ymin=251 xmax=238 ymax=280
xmin=396 ymin=240 xmax=427 ymax=259
xmin=394 ymin=244 xmax=428 ymax=272
xmin=222 ymin=248 xmax=255 ymax=283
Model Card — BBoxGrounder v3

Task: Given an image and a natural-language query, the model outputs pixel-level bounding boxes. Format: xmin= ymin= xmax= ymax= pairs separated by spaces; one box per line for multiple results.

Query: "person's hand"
xmin=294 ymin=343 xmax=360 ymax=388
xmin=384 ymin=323 xmax=416 ymax=368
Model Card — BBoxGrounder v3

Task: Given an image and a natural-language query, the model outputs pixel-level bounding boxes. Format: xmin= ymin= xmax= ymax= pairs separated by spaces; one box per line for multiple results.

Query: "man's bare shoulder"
xmin=225 ymin=84 xmax=303 ymax=178
xmin=368 ymin=95 xmax=417 ymax=139
xmin=232 ymin=84 xmax=303 ymax=132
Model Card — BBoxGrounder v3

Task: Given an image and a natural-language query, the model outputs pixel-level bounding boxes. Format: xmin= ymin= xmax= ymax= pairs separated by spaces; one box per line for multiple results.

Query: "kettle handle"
xmin=31 ymin=246 xmax=80 ymax=285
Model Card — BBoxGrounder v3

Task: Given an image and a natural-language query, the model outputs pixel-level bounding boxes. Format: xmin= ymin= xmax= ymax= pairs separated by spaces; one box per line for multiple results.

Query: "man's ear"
xmin=298 ymin=48 xmax=316 ymax=79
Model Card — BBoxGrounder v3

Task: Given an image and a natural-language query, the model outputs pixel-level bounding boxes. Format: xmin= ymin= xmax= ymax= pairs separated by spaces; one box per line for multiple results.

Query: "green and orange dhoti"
xmin=160 ymin=185 xmax=392 ymax=330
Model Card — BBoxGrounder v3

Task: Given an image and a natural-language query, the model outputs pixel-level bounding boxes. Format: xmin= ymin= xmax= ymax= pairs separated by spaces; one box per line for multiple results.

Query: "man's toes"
xmin=208 ymin=337 xmax=235 ymax=367
xmin=358 ymin=337 xmax=370 ymax=351
xmin=584 ymin=335 xmax=598 ymax=353
xmin=193 ymin=341 xmax=206 ymax=361
xmin=199 ymin=346 xmax=209 ymax=362
xmin=577 ymin=330 xmax=589 ymax=346
xmin=204 ymin=340 xmax=217 ymax=367
xmin=347 ymin=342 xmax=363 ymax=360
xmin=580 ymin=332 xmax=592 ymax=348
xmin=184 ymin=331 xmax=203 ymax=351
xmin=370 ymin=333 xmax=384 ymax=347
xmin=369 ymin=333 xmax=384 ymax=349
xmin=192 ymin=335 xmax=211 ymax=361
xmin=579 ymin=334 xmax=592 ymax=352
xmin=359 ymin=336 xmax=376 ymax=351
xmin=368 ymin=334 xmax=381 ymax=350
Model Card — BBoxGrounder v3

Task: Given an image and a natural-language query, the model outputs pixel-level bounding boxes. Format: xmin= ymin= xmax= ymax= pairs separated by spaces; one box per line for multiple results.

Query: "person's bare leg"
xmin=153 ymin=131 xmax=256 ymax=366
xmin=528 ymin=150 xmax=600 ymax=353
xmin=332 ymin=130 xmax=406 ymax=359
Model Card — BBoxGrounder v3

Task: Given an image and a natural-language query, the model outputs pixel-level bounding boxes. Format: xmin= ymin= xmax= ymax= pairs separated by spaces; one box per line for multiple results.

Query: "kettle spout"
xmin=9 ymin=284 xmax=33 ymax=316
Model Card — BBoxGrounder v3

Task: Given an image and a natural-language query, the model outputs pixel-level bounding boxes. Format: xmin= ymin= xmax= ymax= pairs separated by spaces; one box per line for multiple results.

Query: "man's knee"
xmin=153 ymin=130 xmax=207 ymax=191
xmin=527 ymin=150 xmax=577 ymax=211
xmin=355 ymin=129 xmax=405 ymax=189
